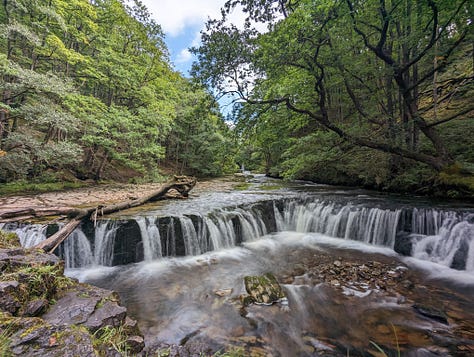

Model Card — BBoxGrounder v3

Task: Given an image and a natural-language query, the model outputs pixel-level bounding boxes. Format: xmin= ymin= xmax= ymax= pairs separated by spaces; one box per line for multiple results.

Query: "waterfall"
xmin=136 ymin=217 xmax=162 ymax=261
xmin=93 ymin=221 xmax=118 ymax=266
xmin=179 ymin=216 xmax=201 ymax=256
xmin=61 ymin=229 xmax=93 ymax=269
xmin=0 ymin=223 xmax=47 ymax=248
xmin=410 ymin=208 xmax=458 ymax=235
xmin=275 ymin=200 xmax=402 ymax=248
xmin=4 ymin=196 xmax=473 ymax=271
xmin=411 ymin=214 xmax=474 ymax=271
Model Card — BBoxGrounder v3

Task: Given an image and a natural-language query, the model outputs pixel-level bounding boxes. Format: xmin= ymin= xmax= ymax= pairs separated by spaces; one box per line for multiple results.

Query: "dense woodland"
xmin=0 ymin=0 xmax=234 ymax=184
xmin=194 ymin=0 xmax=474 ymax=196
xmin=1 ymin=0 xmax=473 ymax=197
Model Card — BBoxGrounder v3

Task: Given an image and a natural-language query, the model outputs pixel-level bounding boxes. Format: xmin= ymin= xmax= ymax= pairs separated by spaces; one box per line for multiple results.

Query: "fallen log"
xmin=34 ymin=176 xmax=196 ymax=253
xmin=0 ymin=207 xmax=81 ymax=223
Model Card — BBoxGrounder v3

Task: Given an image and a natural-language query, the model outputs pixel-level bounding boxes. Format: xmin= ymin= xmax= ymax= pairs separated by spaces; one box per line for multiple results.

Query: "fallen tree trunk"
xmin=34 ymin=176 xmax=196 ymax=253
xmin=0 ymin=207 xmax=81 ymax=223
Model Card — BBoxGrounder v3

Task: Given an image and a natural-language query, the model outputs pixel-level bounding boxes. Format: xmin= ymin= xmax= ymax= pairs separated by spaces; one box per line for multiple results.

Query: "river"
xmin=3 ymin=175 xmax=474 ymax=355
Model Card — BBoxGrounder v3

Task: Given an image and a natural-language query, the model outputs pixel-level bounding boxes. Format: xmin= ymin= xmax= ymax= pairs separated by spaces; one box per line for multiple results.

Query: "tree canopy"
xmin=192 ymin=0 xmax=473 ymax=193
xmin=0 ymin=0 xmax=233 ymax=183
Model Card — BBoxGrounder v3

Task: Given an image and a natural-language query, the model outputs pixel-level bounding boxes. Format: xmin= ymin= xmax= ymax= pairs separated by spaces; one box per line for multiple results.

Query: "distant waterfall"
xmin=3 ymin=197 xmax=473 ymax=271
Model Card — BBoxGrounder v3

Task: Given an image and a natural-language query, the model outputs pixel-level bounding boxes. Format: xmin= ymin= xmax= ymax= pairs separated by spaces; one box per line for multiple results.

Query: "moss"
xmin=233 ymin=182 xmax=252 ymax=190
xmin=243 ymin=273 xmax=285 ymax=305
xmin=95 ymin=292 xmax=120 ymax=309
xmin=0 ymin=181 xmax=86 ymax=196
xmin=258 ymin=184 xmax=284 ymax=191
xmin=19 ymin=321 xmax=46 ymax=339
xmin=155 ymin=347 xmax=171 ymax=356
xmin=0 ymin=231 xmax=20 ymax=249
xmin=436 ymin=163 xmax=474 ymax=198
xmin=213 ymin=347 xmax=246 ymax=357
xmin=1 ymin=264 xmax=75 ymax=309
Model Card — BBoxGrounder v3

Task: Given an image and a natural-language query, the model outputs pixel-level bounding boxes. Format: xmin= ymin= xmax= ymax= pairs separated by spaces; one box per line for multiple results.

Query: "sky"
xmin=140 ymin=0 xmax=245 ymax=75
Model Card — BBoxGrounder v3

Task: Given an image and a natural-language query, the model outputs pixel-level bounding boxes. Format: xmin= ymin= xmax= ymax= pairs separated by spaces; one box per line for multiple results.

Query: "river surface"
xmin=6 ymin=176 xmax=474 ymax=355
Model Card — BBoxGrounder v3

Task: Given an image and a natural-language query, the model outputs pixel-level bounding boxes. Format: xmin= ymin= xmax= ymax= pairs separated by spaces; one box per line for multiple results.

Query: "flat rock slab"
xmin=43 ymin=283 xmax=125 ymax=331
xmin=0 ymin=248 xmax=62 ymax=270
xmin=8 ymin=317 xmax=96 ymax=357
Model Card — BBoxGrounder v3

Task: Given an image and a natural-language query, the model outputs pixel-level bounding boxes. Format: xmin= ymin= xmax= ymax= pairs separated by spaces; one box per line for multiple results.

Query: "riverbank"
xmin=0 ymin=231 xmax=144 ymax=356
xmin=0 ymin=176 xmax=241 ymax=223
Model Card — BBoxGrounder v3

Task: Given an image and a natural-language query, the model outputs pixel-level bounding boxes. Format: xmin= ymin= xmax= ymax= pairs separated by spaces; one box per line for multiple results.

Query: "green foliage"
xmin=0 ymin=320 xmax=13 ymax=357
xmin=212 ymin=347 xmax=246 ymax=357
xmin=0 ymin=180 xmax=85 ymax=196
xmin=0 ymin=0 xmax=231 ymax=184
xmin=193 ymin=0 xmax=473 ymax=194
xmin=0 ymin=264 xmax=74 ymax=302
xmin=166 ymin=80 xmax=235 ymax=177
xmin=92 ymin=325 xmax=130 ymax=355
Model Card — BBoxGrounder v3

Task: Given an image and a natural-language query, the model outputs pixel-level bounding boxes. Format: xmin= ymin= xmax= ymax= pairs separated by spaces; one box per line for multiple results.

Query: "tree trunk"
xmin=25 ymin=176 xmax=197 ymax=253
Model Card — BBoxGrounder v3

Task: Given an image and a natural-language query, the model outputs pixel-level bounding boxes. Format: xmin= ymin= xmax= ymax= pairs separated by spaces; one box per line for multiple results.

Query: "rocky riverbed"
xmin=0 ymin=177 xmax=239 ymax=217
xmin=75 ymin=232 xmax=474 ymax=357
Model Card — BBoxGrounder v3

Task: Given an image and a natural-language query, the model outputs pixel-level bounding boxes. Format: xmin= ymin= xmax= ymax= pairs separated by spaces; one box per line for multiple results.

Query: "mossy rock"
xmin=0 ymin=231 xmax=20 ymax=249
xmin=243 ymin=273 xmax=286 ymax=306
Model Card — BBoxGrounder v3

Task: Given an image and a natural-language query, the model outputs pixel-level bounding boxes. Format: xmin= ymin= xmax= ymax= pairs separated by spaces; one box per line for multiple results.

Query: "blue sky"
xmin=140 ymin=0 xmax=236 ymax=75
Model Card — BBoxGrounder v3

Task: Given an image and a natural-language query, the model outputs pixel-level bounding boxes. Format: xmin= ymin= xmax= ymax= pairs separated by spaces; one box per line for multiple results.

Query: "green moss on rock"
xmin=243 ymin=273 xmax=286 ymax=306
xmin=0 ymin=231 xmax=20 ymax=249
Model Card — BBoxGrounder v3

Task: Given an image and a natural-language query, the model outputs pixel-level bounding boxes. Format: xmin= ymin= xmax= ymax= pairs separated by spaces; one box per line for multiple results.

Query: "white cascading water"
xmin=136 ymin=217 xmax=162 ymax=261
xmin=61 ymin=220 xmax=118 ymax=268
xmin=235 ymin=208 xmax=268 ymax=240
xmin=179 ymin=216 xmax=202 ymax=256
xmin=3 ymin=198 xmax=473 ymax=271
xmin=61 ymin=229 xmax=93 ymax=269
xmin=93 ymin=221 xmax=118 ymax=266
xmin=0 ymin=223 xmax=48 ymax=248
xmin=276 ymin=200 xmax=402 ymax=248
xmin=411 ymin=214 xmax=474 ymax=271
xmin=411 ymin=208 xmax=458 ymax=235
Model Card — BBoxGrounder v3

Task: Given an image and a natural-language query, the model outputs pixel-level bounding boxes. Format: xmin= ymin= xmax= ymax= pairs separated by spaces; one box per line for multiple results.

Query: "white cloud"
xmin=139 ymin=0 xmax=268 ymax=72
xmin=174 ymin=30 xmax=203 ymax=64
xmin=140 ymin=0 xmax=234 ymax=37
xmin=175 ymin=49 xmax=193 ymax=64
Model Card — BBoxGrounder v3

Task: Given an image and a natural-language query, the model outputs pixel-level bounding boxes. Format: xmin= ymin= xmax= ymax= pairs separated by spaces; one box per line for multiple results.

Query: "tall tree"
xmin=192 ymin=0 xmax=473 ymax=174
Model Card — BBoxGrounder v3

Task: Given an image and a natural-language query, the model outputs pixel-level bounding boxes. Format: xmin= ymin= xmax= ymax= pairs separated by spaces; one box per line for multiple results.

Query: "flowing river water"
xmin=3 ymin=176 xmax=474 ymax=356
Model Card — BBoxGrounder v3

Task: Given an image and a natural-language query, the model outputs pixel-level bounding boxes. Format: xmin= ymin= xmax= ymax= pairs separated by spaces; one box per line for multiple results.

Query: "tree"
xmin=1 ymin=0 xmax=229 ymax=183
xmin=192 ymin=0 xmax=473 ymax=176
xmin=165 ymin=79 xmax=236 ymax=177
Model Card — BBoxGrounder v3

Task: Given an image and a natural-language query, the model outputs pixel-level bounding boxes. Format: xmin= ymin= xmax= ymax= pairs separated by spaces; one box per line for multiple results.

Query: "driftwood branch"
xmin=32 ymin=176 xmax=197 ymax=253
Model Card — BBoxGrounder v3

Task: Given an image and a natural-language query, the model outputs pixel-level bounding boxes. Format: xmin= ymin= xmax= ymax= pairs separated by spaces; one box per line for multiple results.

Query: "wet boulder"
xmin=394 ymin=231 xmax=414 ymax=256
xmin=243 ymin=273 xmax=286 ymax=306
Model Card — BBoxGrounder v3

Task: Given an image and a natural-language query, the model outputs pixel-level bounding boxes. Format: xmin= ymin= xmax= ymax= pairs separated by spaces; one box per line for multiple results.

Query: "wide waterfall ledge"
xmin=2 ymin=191 xmax=473 ymax=274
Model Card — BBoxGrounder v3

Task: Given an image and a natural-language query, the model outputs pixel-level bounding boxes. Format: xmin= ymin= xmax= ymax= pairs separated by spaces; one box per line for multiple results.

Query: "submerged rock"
xmin=214 ymin=288 xmax=233 ymax=297
xmin=413 ymin=304 xmax=449 ymax=324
